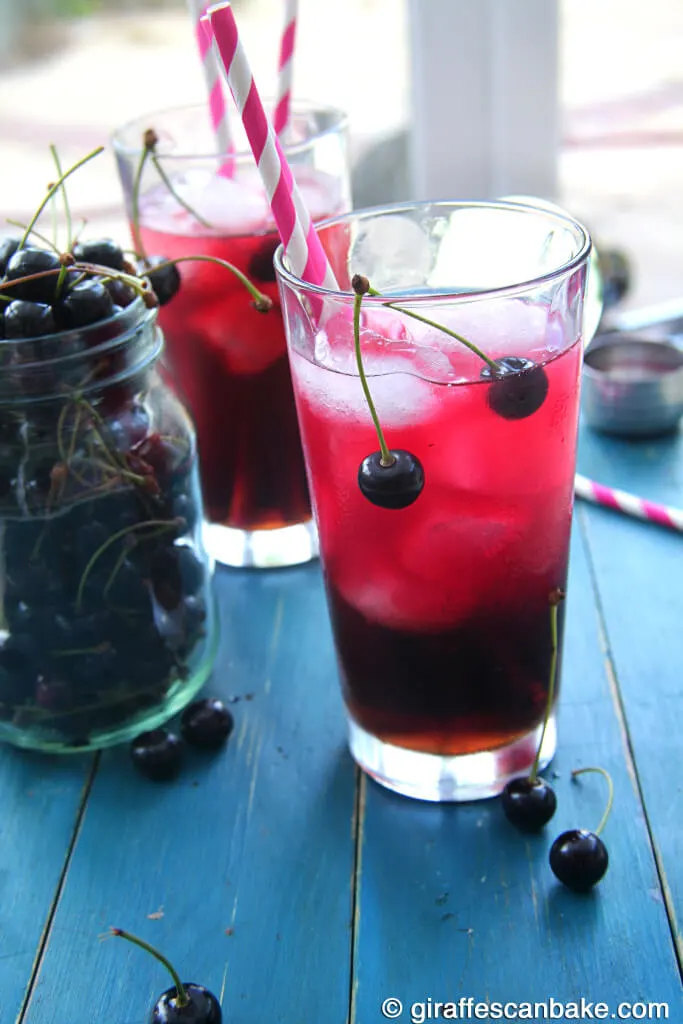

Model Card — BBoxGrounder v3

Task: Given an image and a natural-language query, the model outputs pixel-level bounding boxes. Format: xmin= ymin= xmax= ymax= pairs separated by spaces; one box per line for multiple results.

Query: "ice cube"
xmin=350 ymin=214 xmax=433 ymax=290
xmin=190 ymin=173 xmax=272 ymax=235
xmin=292 ymin=348 xmax=439 ymax=428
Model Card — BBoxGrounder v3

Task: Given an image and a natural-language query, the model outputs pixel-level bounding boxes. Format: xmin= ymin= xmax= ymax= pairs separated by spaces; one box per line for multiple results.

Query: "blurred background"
xmin=0 ymin=0 xmax=682 ymax=313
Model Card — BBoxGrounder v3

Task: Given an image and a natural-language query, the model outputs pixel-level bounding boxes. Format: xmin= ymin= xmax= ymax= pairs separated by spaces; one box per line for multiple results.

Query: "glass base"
xmin=348 ymin=715 xmax=557 ymax=803
xmin=202 ymin=520 xmax=319 ymax=569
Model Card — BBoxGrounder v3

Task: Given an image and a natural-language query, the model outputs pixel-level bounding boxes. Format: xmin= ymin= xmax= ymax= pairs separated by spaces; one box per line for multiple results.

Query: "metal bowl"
xmin=582 ymin=331 xmax=683 ymax=437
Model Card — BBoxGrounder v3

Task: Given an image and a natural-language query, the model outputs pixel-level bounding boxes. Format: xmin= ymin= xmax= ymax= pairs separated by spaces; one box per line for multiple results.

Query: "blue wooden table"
xmin=2 ymin=413 xmax=682 ymax=1023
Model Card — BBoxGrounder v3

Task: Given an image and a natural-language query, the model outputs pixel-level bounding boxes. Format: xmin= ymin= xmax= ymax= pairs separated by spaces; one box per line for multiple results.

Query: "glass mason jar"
xmin=0 ymin=298 xmax=217 ymax=752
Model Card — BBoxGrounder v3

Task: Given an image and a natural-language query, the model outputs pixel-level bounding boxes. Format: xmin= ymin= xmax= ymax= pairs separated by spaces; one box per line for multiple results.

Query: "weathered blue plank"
xmin=352 ymin=520 xmax=683 ymax=1018
xmin=0 ymin=748 xmax=93 ymax=1022
xmin=22 ymin=565 xmax=356 ymax=1024
xmin=577 ymin=422 xmax=683 ymax=959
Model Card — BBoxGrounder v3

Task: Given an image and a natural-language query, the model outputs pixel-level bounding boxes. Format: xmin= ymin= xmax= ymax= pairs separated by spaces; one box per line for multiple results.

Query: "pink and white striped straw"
xmin=188 ymin=0 xmax=234 ymax=175
xmin=205 ymin=2 xmax=338 ymax=290
xmin=575 ymin=473 xmax=683 ymax=533
xmin=273 ymin=0 xmax=299 ymax=137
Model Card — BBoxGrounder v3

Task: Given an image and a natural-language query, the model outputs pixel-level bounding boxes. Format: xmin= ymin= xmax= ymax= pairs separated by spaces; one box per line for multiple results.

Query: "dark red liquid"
xmin=327 ymin=583 xmax=566 ymax=756
xmin=291 ymin=331 xmax=582 ymax=756
xmin=138 ymin=225 xmax=310 ymax=531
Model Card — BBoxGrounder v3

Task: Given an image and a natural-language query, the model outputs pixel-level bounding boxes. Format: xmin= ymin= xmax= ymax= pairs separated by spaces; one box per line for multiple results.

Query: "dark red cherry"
xmin=152 ymin=983 xmax=222 ymax=1023
xmin=180 ymin=698 xmax=233 ymax=750
xmin=482 ymin=356 xmax=549 ymax=420
xmin=141 ymin=256 xmax=181 ymax=306
xmin=549 ymin=829 xmax=609 ymax=891
xmin=0 ymin=237 xmax=21 ymax=276
xmin=3 ymin=300 xmax=55 ymax=339
xmin=358 ymin=449 xmax=424 ymax=509
xmin=130 ymin=729 xmax=184 ymax=781
xmin=247 ymin=239 xmax=278 ymax=283
xmin=501 ymin=776 xmax=557 ymax=831
xmin=4 ymin=247 xmax=62 ymax=303
xmin=72 ymin=238 xmax=125 ymax=271
xmin=57 ymin=279 xmax=114 ymax=329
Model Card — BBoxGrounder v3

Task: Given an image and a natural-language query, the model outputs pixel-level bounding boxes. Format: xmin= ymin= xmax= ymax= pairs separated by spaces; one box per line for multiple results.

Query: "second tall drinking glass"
xmin=112 ymin=102 xmax=349 ymax=568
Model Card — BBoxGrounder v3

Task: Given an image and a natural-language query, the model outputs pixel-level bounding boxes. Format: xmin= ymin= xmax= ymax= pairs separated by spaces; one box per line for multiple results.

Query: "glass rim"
xmin=273 ymin=198 xmax=593 ymax=304
xmin=110 ymin=98 xmax=349 ymax=163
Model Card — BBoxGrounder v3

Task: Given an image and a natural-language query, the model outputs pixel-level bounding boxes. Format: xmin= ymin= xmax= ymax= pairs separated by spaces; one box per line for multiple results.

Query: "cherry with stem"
xmin=501 ymin=588 xmax=565 ymax=831
xmin=549 ymin=766 xmax=613 ymax=891
xmin=107 ymin=927 xmax=222 ymax=1023
xmin=353 ymin=274 xmax=425 ymax=509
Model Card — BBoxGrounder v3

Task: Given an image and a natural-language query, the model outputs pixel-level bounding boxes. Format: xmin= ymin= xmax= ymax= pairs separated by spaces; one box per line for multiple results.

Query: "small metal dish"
xmin=582 ymin=331 xmax=683 ymax=437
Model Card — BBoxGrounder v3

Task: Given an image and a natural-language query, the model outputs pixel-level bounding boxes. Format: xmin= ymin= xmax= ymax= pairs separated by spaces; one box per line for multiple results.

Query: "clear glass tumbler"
xmin=112 ymin=101 xmax=350 ymax=569
xmin=275 ymin=200 xmax=591 ymax=801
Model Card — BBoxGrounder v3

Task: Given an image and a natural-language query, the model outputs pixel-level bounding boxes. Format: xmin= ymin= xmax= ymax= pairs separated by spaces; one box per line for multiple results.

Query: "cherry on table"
xmin=72 ymin=238 xmax=126 ymax=271
xmin=501 ymin=776 xmax=557 ymax=831
xmin=3 ymin=300 xmax=56 ymax=339
xmin=3 ymin=247 xmax=62 ymax=304
xmin=130 ymin=729 xmax=184 ymax=781
xmin=108 ymin=928 xmax=222 ymax=1024
xmin=141 ymin=256 xmax=181 ymax=306
xmin=358 ymin=449 xmax=424 ymax=509
xmin=181 ymin=698 xmax=234 ymax=750
xmin=482 ymin=356 xmax=549 ymax=420
xmin=152 ymin=984 xmax=222 ymax=1023
xmin=549 ymin=829 xmax=608 ymax=891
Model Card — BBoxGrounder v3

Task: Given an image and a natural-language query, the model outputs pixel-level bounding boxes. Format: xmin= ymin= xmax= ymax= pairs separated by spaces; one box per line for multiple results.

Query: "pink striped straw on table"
xmin=188 ymin=0 xmax=234 ymax=175
xmin=205 ymin=2 xmax=338 ymax=291
xmin=273 ymin=0 xmax=299 ymax=137
xmin=575 ymin=474 xmax=683 ymax=533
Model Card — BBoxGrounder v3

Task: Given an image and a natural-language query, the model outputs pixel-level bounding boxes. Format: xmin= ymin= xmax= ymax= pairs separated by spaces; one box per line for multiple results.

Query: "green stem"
xmin=6 ymin=219 xmax=60 ymax=254
xmin=529 ymin=594 xmax=562 ymax=781
xmin=0 ymin=263 xmax=151 ymax=301
xmin=151 ymin=153 xmax=213 ymax=229
xmin=55 ymin=263 xmax=70 ymax=300
xmin=146 ymin=255 xmax=271 ymax=311
xmin=571 ymin=766 xmax=614 ymax=837
xmin=108 ymin=928 xmax=188 ymax=1007
xmin=50 ymin=144 xmax=73 ymax=250
xmin=366 ymin=286 xmax=499 ymax=374
xmin=18 ymin=147 xmax=104 ymax=251
xmin=130 ymin=145 xmax=151 ymax=264
xmin=76 ymin=519 xmax=180 ymax=610
xmin=353 ymin=290 xmax=393 ymax=466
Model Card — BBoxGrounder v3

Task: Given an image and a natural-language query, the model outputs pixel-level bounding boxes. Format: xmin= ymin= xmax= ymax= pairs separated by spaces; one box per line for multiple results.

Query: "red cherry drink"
xmin=137 ymin=167 xmax=343 ymax=534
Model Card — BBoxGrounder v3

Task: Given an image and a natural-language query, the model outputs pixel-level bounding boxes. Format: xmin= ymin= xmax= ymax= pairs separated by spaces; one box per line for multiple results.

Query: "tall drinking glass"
xmin=275 ymin=201 xmax=591 ymax=801
xmin=112 ymin=102 xmax=349 ymax=568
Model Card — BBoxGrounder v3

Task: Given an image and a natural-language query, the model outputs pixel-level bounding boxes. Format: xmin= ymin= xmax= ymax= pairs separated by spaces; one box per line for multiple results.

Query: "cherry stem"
xmin=76 ymin=518 xmax=183 ymax=610
xmin=131 ymin=143 xmax=151 ymax=264
xmin=108 ymin=928 xmax=188 ymax=1007
xmin=529 ymin=588 xmax=565 ymax=781
xmin=571 ymin=766 xmax=614 ymax=837
xmin=353 ymin=285 xmax=393 ymax=467
xmin=151 ymin=153 xmax=213 ymax=230
xmin=18 ymin=146 xmax=104 ymax=251
xmin=145 ymin=255 xmax=272 ymax=312
xmin=365 ymin=285 xmax=499 ymax=374
xmin=50 ymin=144 xmax=73 ymax=251
xmin=6 ymin=219 xmax=60 ymax=255
xmin=0 ymin=263 xmax=154 ymax=304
